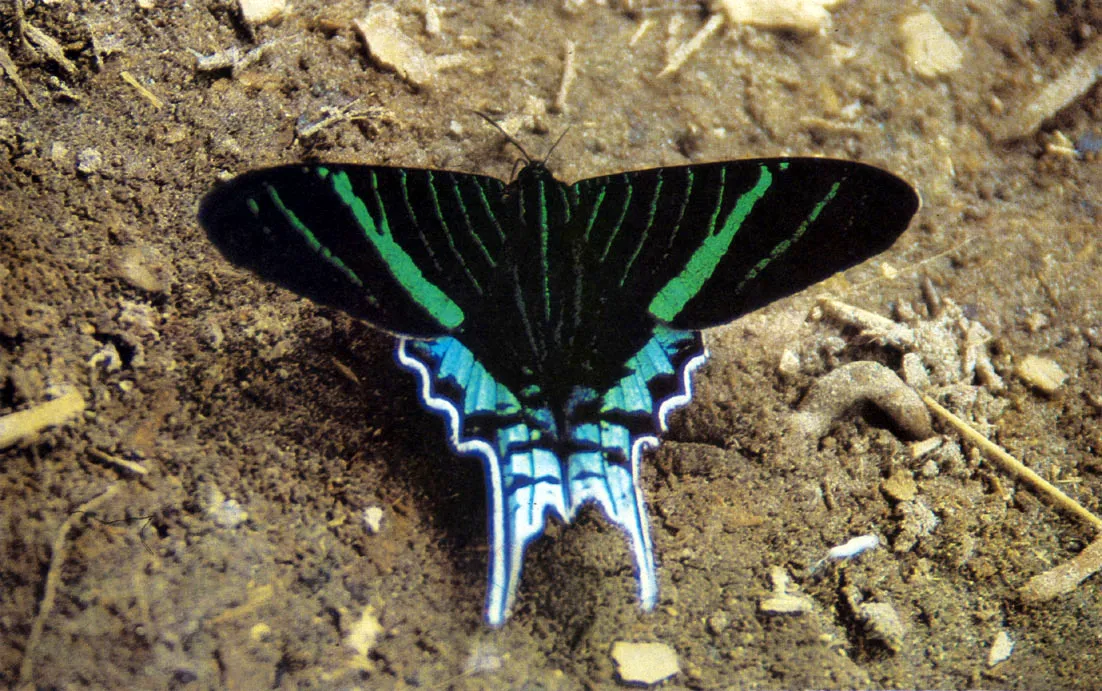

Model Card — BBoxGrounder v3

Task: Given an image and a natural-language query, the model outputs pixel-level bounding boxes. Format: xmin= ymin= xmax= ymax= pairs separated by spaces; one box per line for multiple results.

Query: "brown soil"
xmin=2 ymin=1 xmax=1100 ymax=689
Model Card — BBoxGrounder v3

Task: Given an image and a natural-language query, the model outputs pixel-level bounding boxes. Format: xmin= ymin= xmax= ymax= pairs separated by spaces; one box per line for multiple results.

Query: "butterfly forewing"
xmin=568 ymin=159 xmax=920 ymax=331
xmin=200 ymin=164 xmax=510 ymax=337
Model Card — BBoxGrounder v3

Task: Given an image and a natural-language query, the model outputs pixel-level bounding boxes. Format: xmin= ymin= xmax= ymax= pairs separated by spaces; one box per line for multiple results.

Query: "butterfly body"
xmin=201 ymin=154 xmax=918 ymax=626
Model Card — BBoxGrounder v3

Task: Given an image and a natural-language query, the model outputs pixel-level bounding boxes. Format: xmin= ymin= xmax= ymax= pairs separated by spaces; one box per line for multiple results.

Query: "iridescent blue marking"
xmin=396 ymin=325 xmax=706 ymax=626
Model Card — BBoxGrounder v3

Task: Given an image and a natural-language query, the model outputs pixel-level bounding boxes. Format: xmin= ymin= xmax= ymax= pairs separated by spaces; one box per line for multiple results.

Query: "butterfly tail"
xmin=396 ymin=337 xmax=570 ymax=626
xmin=486 ymin=438 xmax=577 ymax=624
xmin=562 ymin=326 xmax=707 ymax=613
xmin=564 ymin=440 xmax=659 ymax=610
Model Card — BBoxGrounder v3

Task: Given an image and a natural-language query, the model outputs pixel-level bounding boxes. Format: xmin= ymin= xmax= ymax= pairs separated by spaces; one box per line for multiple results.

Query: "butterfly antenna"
xmin=474 ymin=111 xmax=533 ymax=164
xmin=543 ymin=126 xmax=571 ymax=167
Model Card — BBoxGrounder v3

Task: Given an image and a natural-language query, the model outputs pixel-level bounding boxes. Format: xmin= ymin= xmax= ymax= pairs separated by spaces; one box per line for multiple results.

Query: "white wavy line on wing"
xmin=628 ymin=344 xmax=709 ymax=610
xmin=395 ymin=337 xmax=511 ymax=626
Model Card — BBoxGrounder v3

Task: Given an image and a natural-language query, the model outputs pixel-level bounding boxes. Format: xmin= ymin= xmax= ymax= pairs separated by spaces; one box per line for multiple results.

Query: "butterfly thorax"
xmin=457 ymin=162 xmax=660 ymax=414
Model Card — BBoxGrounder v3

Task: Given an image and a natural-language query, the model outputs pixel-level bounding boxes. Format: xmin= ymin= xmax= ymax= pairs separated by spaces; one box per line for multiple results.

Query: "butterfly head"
xmin=475 ymin=112 xmax=571 ymax=187
xmin=510 ymin=159 xmax=558 ymax=189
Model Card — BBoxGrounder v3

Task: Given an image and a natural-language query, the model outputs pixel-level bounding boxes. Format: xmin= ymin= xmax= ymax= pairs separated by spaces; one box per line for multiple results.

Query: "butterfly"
xmin=199 ymin=148 xmax=919 ymax=626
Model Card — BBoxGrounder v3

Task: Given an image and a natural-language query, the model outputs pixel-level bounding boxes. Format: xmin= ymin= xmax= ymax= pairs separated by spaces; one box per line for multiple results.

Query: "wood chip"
xmin=0 ymin=388 xmax=86 ymax=449
xmin=658 ymin=13 xmax=723 ymax=78
xmin=923 ymin=394 xmax=1102 ymax=531
xmin=552 ymin=39 xmax=576 ymax=114
xmin=1020 ymin=535 xmax=1102 ymax=602
xmin=995 ymin=38 xmax=1102 ymax=141
xmin=87 ymin=448 xmax=149 ymax=476
xmin=190 ymin=42 xmax=274 ymax=77
xmin=910 ymin=436 xmax=943 ymax=459
xmin=20 ymin=20 xmax=78 ymax=77
xmin=0 ymin=44 xmax=37 ymax=108
xmin=121 ymin=71 xmax=164 ymax=109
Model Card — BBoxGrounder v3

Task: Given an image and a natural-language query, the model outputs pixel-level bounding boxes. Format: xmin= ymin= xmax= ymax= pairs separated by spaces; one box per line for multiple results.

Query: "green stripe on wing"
xmin=320 ymin=167 xmax=465 ymax=330
xmin=647 ymin=164 xmax=773 ymax=322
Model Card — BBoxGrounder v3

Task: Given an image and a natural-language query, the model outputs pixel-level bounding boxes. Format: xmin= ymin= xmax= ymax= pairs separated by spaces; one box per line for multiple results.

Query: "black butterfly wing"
xmin=199 ymin=164 xmax=510 ymax=338
xmin=569 ymin=159 xmax=919 ymax=331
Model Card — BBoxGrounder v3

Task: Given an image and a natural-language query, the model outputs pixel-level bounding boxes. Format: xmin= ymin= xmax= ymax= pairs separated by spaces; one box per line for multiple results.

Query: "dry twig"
xmin=19 ymin=484 xmax=122 ymax=686
xmin=922 ymin=394 xmax=1102 ymax=532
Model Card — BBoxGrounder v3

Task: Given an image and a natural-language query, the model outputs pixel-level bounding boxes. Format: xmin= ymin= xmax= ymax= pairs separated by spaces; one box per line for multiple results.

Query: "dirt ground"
xmin=2 ymin=1 xmax=1101 ymax=689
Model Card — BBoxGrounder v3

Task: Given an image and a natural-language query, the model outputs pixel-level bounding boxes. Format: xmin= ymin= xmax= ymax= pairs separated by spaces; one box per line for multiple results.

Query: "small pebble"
xmin=715 ymin=0 xmax=843 ymax=34
xmin=898 ymin=11 xmax=963 ymax=79
xmin=778 ymin=349 xmax=800 ymax=377
xmin=76 ymin=147 xmax=103 ymax=175
xmin=611 ymin=641 xmax=679 ymax=686
xmin=1025 ymin=312 xmax=1049 ymax=333
xmin=1015 ymin=355 xmax=1067 ymax=395
xmin=356 ymin=5 xmax=435 ymax=88
xmin=882 ymin=470 xmax=917 ymax=502
xmin=49 ymin=141 xmax=72 ymax=168
xmin=857 ymin=601 xmax=905 ymax=653
xmin=761 ymin=565 xmax=814 ymax=614
xmin=344 ymin=606 xmax=383 ymax=657
xmin=88 ymin=343 xmax=121 ymax=372
xmin=204 ymin=318 xmax=225 ymax=349
xmin=362 ymin=506 xmax=384 ymax=534
xmin=892 ymin=499 xmax=940 ymax=552
xmin=707 ymin=611 xmax=729 ymax=636
xmin=250 ymin=623 xmax=272 ymax=642
xmin=211 ymin=136 xmax=244 ymax=160
xmin=239 ymin=0 xmax=286 ymax=25
xmin=987 ymin=630 xmax=1014 ymax=667
xmin=113 ymin=246 xmax=169 ymax=293
xmin=464 ymin=640 xmax=503 ymax=676
xmin=203 ymin=484 xmax=249 ymax=529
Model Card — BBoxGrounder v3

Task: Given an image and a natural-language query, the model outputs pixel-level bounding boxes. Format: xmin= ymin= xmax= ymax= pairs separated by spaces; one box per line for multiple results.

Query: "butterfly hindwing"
xmin=567 ymin=158 xmax=920 ymax=331
xmin=199 ymin=164 xmax=510 ymax=337
xmin=396 ymin=326 xmax=706 ymax=625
